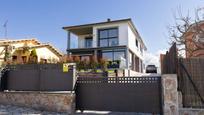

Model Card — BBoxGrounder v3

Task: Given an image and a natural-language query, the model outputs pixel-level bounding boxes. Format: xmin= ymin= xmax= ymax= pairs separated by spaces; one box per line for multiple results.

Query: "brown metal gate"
xmin=75 ymin=76 xmax=162 ymax=114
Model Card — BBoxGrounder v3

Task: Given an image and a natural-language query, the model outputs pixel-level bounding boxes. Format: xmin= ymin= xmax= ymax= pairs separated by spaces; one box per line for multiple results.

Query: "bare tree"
xmin=168 ymin=7 xmax=204 ymax=57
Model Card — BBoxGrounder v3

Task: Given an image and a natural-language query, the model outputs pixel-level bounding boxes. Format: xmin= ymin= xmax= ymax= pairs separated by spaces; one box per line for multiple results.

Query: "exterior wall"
xmin=78 ymin=34 xmax=93 ymax=48
xmin=0 ymin=41 xmax=39 ymax=64
xmin=0 ymin=42 xmax=37 ymax=59
xmin=127 ymin=26 xmax=145 ymax=72
xmin=92 ymin=22 xmax=129 ymax=47
xmin=35 ymin=47 xmax=60 ymax=62
xmin=0 ymin=92 xmax=75 ymax=113
xmin=185 ymin=23 xmax=204 ymax=58
xmin=68 ymin=21 xmax=146 ymax=73
xmin=127 ymin=26 xmax=144 ymax=60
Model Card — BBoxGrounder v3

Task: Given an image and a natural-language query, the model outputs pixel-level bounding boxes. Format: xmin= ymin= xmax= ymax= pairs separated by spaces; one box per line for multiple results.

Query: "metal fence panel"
xmin=4 ymin=64 xmax=75 ymax=91
xmin=179 ymin=58 xmax=204 ymax=108
xmin=76 ymin=76 xmax=162 ymax=114
xmin=40 ymin=64 xmax=73 ymax=91
xmin=7 ymin=64 xmax=39 ymax=91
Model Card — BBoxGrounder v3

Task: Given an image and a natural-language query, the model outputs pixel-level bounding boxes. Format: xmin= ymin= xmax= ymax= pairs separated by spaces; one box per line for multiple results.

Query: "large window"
xmin=85 ymin=37 xmax=93 ymax=48
xmin=102 ymin=49 xmax=125 ymax=61
xmin=98 ymin=28 xmax=118 ymax=47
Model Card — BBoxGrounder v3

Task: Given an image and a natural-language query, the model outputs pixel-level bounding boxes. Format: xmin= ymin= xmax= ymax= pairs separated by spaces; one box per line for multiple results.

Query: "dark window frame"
xmin=102 ymin=49 xmax=126 ymax=61
xmin=85 ymin=37 xmax=93 ymax=48
xmin=98 ymin=27 xmax=119 ymax=47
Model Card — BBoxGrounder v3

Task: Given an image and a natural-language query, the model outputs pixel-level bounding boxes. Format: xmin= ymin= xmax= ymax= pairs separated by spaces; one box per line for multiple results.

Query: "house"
xmin=63 ymin=18 xmax=147 ymax=74
xmin=0 ymin=39 xmax=62 ymax=65
xmin=183 ymin=21 xmax=204 ymax=58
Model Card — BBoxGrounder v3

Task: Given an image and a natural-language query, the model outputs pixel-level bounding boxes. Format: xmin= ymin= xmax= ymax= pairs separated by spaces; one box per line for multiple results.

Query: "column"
xmin=67 ymin=31 xmax=71 ymax=55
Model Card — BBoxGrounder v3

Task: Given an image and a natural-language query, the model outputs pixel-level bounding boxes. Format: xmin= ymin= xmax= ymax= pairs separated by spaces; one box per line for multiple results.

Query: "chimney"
xmin=107 ymin=18 xmax=111 ymax=22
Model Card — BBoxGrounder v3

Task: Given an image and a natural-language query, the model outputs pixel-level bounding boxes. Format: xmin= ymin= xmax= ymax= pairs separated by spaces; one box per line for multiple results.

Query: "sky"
xmin=0 ymin=0 xmax=203 ymax=67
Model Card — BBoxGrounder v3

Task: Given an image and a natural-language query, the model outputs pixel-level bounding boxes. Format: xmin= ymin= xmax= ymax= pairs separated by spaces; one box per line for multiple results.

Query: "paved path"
xmin=0 ymin=105 xmax=152 ymax=115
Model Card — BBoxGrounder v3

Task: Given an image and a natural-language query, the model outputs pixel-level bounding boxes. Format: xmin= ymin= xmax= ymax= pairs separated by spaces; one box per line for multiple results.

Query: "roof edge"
xmin=62 ymin=18 xmax=131 ymax=30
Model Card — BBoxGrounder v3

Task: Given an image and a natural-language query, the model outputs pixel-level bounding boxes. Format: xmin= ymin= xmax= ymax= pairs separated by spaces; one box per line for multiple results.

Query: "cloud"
xmin=144 ymin=49 xmax=167 ymax=73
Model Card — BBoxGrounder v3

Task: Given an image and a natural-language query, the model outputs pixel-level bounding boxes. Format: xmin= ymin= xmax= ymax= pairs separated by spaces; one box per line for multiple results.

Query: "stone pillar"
xmin=67 ymin=31 xmax=71 ymax=55
xmin=162 ymin=74 xmax=179 ymax=115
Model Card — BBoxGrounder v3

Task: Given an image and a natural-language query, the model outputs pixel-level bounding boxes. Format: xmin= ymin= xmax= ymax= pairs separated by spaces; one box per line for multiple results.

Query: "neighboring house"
xmin=184 ymin=21 xmax=204 ymax=58
xmin=0 ymin=39 xmax=62 ymax=64
xmin=63 ymin=18 xmax=147 ymax=73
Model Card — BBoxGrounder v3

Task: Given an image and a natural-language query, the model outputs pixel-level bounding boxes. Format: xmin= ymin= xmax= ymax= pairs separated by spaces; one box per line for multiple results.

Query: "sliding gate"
xmin=75 ymin=76 xmax=162 ymax=114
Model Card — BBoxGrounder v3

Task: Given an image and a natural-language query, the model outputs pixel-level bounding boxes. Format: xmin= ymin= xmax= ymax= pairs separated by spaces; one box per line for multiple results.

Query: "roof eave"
xmin=62 ymin=18 xmax=131 ymax=30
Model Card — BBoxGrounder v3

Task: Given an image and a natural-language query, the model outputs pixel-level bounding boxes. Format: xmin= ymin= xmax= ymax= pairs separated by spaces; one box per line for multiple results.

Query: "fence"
xmin=178 ymin=58 xmax=204 ymax=108
xmin=1 ymin=63 xmax=76 ymax=91
xmin=160 ymin=43 xmax=204 ymax=108
xmin=160 ymin=43 xmax=178 ymax=74
xmin=76 ymin=76 xmax=162 ymax=114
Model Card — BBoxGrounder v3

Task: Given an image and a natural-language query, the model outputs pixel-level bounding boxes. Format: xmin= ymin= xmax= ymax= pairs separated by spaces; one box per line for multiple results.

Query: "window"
xmin=100 ymin=39 xmax=108 ymax=47
xmin=98 ymin=28 xmax=118 ymax=47
xmin=12 ymin=56 xmax=17 ymax=62
xmin=114 ymin=51 xmax=125 ymax=60
xmin=102 ymin=49 xmax=125 ymax=61
xmin=102 ymin=52 xmax=113 ymax=61
xmin=136 ymin=39 xmax=138 ymax=47
xmin=85 ymin=37 xmax=92 ymax=48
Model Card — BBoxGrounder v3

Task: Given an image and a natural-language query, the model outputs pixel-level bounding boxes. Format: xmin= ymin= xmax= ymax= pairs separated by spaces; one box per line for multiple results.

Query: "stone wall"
xmin=0 ymin=91 xmax=75 ymax=114
xmin=162 ymin=74 xmax=179 ymax=115
xmin=179 ymin=108 xmax=204 ymax=115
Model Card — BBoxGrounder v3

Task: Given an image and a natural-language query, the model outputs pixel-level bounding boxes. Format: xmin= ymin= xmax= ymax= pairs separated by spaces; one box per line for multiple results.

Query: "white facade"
xmin=93 ymin=22 xmax=129 ymax=47
xmin=65 ymin=19 xmax=146 ymax=73
xmin=75 ymin=22 xmax=145 ymax=58
xmin=35 ymin=47 xmax=60 ymax=62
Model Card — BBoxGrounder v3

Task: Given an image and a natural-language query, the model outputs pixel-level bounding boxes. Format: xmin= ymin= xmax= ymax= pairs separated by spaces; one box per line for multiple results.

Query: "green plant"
xmin=99 ymin=58 xmax=108 ymax=72
xmin=78 ymin=60 xmax=85 ymax=71
xmin=72 ymin=56 xmax=80 ymax=71
xmin=28 ymin=49 xmax=38 ymax=63
xmin=89 ymin=55 xmax=98 ymax=73
xmin=65 ymin=55 xmax=73 ymax=63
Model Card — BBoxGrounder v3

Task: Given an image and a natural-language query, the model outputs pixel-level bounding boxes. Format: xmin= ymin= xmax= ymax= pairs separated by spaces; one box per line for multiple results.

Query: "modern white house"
xmin=63 ymin=18 xmax=147 ymax=73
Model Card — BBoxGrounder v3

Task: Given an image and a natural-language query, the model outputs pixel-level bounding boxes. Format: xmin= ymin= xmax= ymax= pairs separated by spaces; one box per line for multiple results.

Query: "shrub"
xmin=28 ymin=49 xmax=38 ymax=63
xmin=78 ymin=60 xmax=85 ymax=71
xmin=66 ymin=55 xmax=73 ymax=63
xmin=89 ymin=55 xmax=98 ymax=73
xmin=72 ymin=56 xmax=80 ymax=71
xmin=99 ymin=58 xmax=108 ymax=72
